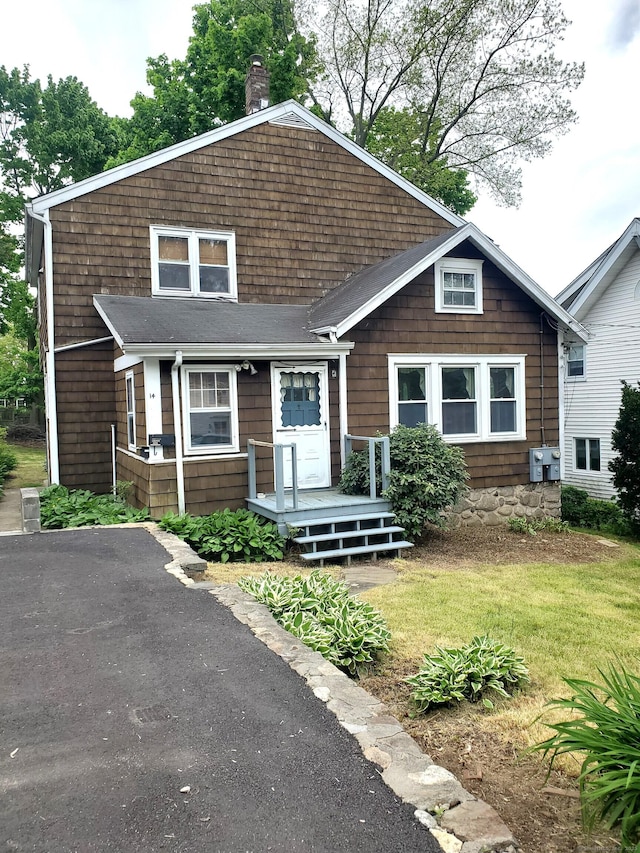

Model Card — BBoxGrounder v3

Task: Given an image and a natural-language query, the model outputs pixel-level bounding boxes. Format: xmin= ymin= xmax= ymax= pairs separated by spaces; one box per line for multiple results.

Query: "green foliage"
xmin=0 ymin=426 xmax=18 ymax=490
xmin=238 ymin=569 xmax=390 ymax=675
xmin=0 ymin=331 xmax=43 ymax=405
xmin=561 ymin=485 xmax=631 ymax=535
xmin=609 ymin=381 xmax=640 ymax=532
xmin=507 ymin=515 xmax=569 ymax=536
xmin=338 ymin=424 xmax=468 ymax=541
xmin=158 ymin=507 xmax=285 ymax=563
xmin=39 ymin=484 xmax=149 ymax=529
xmin=405 ymin=635 xmax=529 ymax=713
xmin=532 ymin=663 xmax=640 ymax=846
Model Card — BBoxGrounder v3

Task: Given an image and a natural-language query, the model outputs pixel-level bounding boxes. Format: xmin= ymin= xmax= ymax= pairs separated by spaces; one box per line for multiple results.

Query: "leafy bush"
xmin=238 ymin=570 xmax=390 ymax=675
xmin=405 ymin=635 xmax=529 ymax=713
xmin=5 ymin=424 xmax=46 ymax=443
xmin=0 ymin=427 xmax=18 ymax=490
xmin=508 ymin=515 xmax=569 ymax=536
xmin=561 ymin=485 xmax=630 ymax=535
xmin=532 ymin=664 xmax=640 ymax=847
xmin=609 ymin=380 xmax=640 ymax=532
xmin=338 ymin=423 xmax=468 ymax=541
xmin=40 ymin=484 xmax=149 ymax=528
xmin=159 ymin=508 xmax=285 ymax=563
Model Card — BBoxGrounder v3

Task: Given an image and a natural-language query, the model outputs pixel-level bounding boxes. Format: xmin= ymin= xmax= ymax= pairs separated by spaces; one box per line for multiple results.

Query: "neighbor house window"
xmin=389 ymin=354 xmax=525 ymax=442
xmin=575 ymin=438 xmax=600 ymax=471
xmin=182 ymin=366 xmax=239 ymax=454
xmin=434 ymin=258 xmax=483 ymax=314
xmin=125 ymin=371 xmax=136 ymax=450
xmin=150 ymin=227 xmax=237 ymax=298
xmin=566 ymin=344 xmax=585 ymax=379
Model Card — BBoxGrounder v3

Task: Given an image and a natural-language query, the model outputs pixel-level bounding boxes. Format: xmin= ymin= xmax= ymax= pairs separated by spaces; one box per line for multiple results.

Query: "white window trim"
xmin=150 ymin=225 xmax=237 ymax=299
xmin=566 ymin=342 xmax=586 ymax=382
xmin=574 ymin=437 xmax=601 ymax=473
xmin=388 ymin=354 xmax=526 ymax=442
xmin=181 ymin=364 xmax=239 ymax=455
xmin=434 ymin=257 xmax=483 ymax=315
xmin=125 ymin=370 xmax=136 ymax=451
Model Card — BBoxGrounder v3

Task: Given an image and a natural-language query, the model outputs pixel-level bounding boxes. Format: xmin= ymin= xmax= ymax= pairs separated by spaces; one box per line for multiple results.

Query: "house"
xmin=557 ymin=218 xmax=640 ymax=499
xmin=25 ymin=69 xmax=587 ymax=551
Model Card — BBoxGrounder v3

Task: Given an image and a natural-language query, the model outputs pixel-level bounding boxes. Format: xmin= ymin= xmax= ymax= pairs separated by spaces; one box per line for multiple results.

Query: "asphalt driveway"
xmin=0 ymin=527 xmax=440 ymax=852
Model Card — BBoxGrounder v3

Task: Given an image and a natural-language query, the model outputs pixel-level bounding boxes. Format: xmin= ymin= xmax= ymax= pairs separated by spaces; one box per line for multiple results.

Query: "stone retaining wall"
xmin=451 ymin=483 xmax=561 ymax=527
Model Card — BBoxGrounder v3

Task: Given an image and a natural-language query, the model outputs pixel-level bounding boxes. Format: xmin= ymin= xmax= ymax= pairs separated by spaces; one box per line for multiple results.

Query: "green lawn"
xmin=4 ymin=442 xmax=47 ymax=490
xmin=361 ymin=541 xmax=640 ymax=749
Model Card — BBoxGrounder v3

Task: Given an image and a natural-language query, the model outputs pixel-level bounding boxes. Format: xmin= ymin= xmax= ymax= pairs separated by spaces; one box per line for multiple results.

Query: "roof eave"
xmin=118 ymin=341 xmax=355 ymax=359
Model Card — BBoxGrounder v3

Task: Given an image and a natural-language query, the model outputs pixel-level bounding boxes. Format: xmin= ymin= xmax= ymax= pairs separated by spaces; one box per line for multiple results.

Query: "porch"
xmin=246 ymin=436 xmax=413 ymax=565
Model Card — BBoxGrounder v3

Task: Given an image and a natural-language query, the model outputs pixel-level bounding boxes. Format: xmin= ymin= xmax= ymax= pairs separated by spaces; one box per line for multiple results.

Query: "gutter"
xmin=171 ymin=351 xmax=186 ymax=514
xmin=28 ymin=207 xmax=60 ymax=484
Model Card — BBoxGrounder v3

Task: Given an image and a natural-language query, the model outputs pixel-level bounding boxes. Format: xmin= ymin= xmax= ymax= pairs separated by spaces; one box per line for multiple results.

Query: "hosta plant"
xmin=532 ymin=664 xmax=640 ymax=847
xmin=159 ymin=508 xmax=285 ymax=563
xmin=406 ymin=635 xmax=529 ymax=713
xmin=40 ymin=484 xmax=149 ymax=528
xmin=238 ymin=570 xmax=390 ymax=675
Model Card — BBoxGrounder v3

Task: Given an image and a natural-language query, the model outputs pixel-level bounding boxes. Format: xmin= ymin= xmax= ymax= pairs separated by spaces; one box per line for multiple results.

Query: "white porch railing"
xmin=343 ymin=434 xmax=391 ymax=499
xmin=247 ymin=439 xmax=299 ymax=511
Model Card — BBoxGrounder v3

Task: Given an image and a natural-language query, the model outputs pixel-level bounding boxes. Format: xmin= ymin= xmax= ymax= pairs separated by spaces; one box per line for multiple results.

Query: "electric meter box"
xmin=529 ymin=446 xmax=561 ymax=482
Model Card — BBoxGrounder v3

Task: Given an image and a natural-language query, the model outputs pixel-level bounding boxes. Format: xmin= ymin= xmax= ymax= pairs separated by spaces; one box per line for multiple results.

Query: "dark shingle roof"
xmin=309 ymin=228 xmax=462 ymax=329
xmin=93 ymin=295 xmax=322 ymax=346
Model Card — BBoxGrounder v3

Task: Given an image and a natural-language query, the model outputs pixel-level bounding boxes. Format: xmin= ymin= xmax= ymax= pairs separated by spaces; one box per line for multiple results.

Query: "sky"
xmin=3 ymin=0 xmax=640 ymax=296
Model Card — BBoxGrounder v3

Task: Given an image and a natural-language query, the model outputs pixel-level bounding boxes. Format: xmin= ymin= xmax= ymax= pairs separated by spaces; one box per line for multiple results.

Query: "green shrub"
xmin=508 ymin=515 xmax=569 ymax=536
xmin=40 ymin=484 xmax=149 ymax=528
xmin=159 ymin=508 xmax=285 ymax=563
xmin=338 ymin=423 xmax=468 ymax=541
xmin=532 ymin=664 xmax=640 ymax=846
xmin=561 ymin=485 xmax=630 ymax=535
xmin=238 ymin=570 xmax=390 ymax=675
xmin=405 ymin=635 xmax=529 ymax=713
xmin=0 ymin=426 xmax=18 ymax=489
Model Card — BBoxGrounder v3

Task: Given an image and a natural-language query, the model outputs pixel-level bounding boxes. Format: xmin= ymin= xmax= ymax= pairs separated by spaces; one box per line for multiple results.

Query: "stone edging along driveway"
xmin=148 ymin=521 xmax=520 ymax=853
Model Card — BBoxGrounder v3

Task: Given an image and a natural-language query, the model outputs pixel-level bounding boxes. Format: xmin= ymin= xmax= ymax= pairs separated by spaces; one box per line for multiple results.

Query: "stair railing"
xmin=247 ymin=439 xmax=299 ymax=511
xmin=343 ymin=434 xmax=390 ymax=499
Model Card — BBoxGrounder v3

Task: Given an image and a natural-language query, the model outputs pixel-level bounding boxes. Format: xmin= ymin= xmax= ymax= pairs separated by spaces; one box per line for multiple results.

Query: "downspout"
xmin=171 ymin=351 xmax=186 ymax=514
xmin=31 ymin=209 xmax=60 ymax=483
xmin=557 ymin=329 xmax=566 ymax=480
xmin=539 ymin=313 xmax=546 ymax=446
xmin=339 ymin=352 xmax=348 ymax=468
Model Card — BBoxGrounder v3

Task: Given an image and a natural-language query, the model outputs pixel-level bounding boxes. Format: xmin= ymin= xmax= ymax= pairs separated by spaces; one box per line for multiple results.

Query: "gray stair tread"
xmin=292 ymin=511 xmax=396 ymax=530
xmin=299 ymin=541 xmax=414 ymax=561
xmin=294 ymin=526 xmax=405 ymax=545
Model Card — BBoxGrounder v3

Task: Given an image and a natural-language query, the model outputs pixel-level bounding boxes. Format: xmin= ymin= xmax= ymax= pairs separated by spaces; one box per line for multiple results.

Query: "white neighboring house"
xmin=557 ymin=218 xmax=640 ymax=499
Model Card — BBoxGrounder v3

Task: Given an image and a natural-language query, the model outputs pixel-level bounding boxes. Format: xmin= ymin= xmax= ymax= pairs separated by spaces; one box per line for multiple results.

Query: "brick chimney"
xmin=245 ymin=54 xmax=270 ymax=115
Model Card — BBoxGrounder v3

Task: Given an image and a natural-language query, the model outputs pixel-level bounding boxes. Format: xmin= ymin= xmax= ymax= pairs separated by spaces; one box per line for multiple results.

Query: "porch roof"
xmin=93 ymin=295 xmax=326 ymax=348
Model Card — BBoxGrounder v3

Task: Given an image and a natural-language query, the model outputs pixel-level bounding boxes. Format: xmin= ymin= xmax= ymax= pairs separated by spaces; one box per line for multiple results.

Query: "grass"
xmin=361 ymin=544 xmax=640 ymax=755
xmin=4 ymin=442 xmax=47 ymax=490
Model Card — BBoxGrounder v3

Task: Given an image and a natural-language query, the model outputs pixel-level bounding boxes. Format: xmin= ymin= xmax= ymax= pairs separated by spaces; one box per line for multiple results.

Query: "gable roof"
xmin=309 ymin=222 xmax=588 ymax=340
xmin=26 ymin=101 xmax=464 ymax=225
xmin=557 ymin=218 xmax=640 ymax=320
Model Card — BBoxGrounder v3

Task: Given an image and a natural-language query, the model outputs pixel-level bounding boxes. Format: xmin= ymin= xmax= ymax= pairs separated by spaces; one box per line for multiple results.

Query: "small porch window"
xmin=182 ymin=366 xmax=239 ymax=454
xmin=125 ymin=371 xmax=136 ymax=450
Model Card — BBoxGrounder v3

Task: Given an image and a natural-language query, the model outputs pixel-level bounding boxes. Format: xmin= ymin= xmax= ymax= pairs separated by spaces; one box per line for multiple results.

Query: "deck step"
xmin=291 ymin=511 xmax=396 ymax=533
xmin=294 ymin=525 xmax=405 ymax=545
xmin=299 ymin=541 xmax=414 ymax=562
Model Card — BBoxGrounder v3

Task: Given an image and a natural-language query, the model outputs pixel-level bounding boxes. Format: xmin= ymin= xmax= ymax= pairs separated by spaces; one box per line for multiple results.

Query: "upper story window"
xmin=434 ymin=257 xmax=484 ymax=314
xmin=389 ymin=354 xmax=525 ymax=442
xmin=150 ymin=227 xmax=237 ymax=299
xmin=566 ymin=343 xmax=585 ymax=379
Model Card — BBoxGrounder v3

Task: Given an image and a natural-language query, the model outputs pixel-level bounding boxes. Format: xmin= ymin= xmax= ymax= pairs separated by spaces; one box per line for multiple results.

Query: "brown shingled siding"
xmin=345 ymin=250 xmax=558 ymax=490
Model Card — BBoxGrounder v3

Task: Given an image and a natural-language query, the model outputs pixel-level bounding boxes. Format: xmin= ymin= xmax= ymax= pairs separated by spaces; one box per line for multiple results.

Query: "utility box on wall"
xmin=529 ymin=447 xmax=561 ymax=482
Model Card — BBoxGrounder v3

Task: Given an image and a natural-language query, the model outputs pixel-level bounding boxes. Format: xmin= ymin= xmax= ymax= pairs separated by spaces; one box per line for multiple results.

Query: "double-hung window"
xmin=566 ymin=343 xmax=585 ymax=379
xmin=575 ymin=438 xmax=600 ymax=471
xmin=389 ymin=354 xmax=525 ymax=441
xmin=434 ymin=258 xmax=483 ymax=314
xmin=182 ymin=366 xmax=239 ymax=454
xmin=151 ymin=227 xmax=237 ymax=299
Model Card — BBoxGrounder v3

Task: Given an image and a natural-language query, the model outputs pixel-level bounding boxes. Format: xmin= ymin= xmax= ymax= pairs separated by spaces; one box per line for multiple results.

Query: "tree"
xmin=299 ymin=0 xmax=584 ymax=205
xmin=609 ymin=381 xmax=640 ymax=531
xmin=0 ymin=330 xmax=42 ymax=406
xmin=110 ymin=0 xmax=318 ymax=165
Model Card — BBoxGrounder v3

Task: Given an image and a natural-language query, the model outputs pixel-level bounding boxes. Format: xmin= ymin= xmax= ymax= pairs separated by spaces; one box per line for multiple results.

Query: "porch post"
xmin=339 ymin=352 xmax=348 ymax=468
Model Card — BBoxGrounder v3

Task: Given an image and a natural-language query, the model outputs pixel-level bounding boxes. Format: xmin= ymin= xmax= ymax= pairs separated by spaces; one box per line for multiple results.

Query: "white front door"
xmin=271 ymin=364 xmax=331 ymax=489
